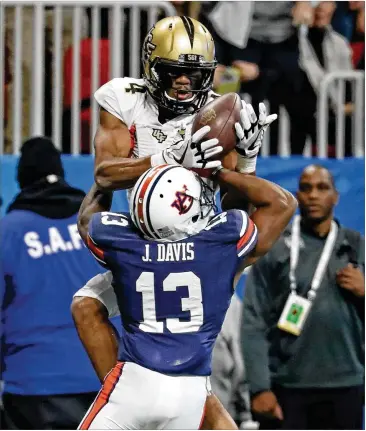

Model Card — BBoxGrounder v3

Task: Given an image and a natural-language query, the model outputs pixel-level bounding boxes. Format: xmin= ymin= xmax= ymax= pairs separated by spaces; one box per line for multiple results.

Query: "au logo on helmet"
xmin=171 ymin=185 xmax=194 ymax=215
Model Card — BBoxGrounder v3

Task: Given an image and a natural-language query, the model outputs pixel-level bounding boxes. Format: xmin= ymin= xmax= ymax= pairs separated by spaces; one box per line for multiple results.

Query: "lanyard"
xmin=289 ymin=215 xmax=338 ymax=301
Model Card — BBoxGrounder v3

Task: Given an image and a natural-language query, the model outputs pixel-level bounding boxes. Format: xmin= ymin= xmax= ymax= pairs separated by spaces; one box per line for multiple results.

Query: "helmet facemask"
xmin=172 ymin=174 xmax=217 ymax=239
xmin=143 ymin=57 xmax=216 ymax=115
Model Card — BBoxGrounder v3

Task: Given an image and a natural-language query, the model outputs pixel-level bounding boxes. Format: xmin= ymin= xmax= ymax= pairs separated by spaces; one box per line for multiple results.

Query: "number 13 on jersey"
xmin=136 ymin=271 xmax=203 ymax=334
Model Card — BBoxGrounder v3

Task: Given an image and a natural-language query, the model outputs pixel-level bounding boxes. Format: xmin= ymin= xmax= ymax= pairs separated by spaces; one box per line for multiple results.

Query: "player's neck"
xmin=158 ymin=107 xmax=178 ymax=124
xmin=301 ymin=216 xmax=333 ymax=238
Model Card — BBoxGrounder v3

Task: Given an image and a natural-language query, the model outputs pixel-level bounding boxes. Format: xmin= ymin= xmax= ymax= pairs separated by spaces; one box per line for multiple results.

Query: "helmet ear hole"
xmin=192 ymin=215 xmax=199 ymax=223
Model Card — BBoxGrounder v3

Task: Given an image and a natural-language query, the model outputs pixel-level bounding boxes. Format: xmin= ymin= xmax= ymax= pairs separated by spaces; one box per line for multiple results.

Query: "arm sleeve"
xmin=241 ymin=253 xmax=274 ymax=395
xmin=73 ymin=271 xmax=120 ymax=318
xmin=235 ymin=210 xmax=258 ymax=259
xmin=87 ymin=213 xmax=108 ymax=267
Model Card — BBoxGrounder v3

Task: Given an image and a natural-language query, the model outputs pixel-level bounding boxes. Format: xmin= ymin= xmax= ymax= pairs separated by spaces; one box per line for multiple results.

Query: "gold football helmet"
xmin=142 ymin=16 xmax=217 ymax=114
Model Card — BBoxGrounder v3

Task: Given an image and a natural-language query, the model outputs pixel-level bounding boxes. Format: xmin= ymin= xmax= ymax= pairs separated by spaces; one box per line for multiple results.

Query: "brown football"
xmin=191 ymin=92 xmax=241 ymax=160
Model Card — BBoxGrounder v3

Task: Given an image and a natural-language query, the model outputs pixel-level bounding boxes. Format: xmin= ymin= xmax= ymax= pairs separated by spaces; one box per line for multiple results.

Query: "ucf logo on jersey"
xmin=152 ymin=129 xmax=167 ymax=143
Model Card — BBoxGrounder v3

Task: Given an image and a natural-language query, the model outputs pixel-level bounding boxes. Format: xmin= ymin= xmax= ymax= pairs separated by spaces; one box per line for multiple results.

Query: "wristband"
xmin=151 ymin=152 xmax=167 ymax=167
xmin=236 ymin=154 xmax=257 ymax=173
xmin=211 ymin=165 xmax=224 ymax=177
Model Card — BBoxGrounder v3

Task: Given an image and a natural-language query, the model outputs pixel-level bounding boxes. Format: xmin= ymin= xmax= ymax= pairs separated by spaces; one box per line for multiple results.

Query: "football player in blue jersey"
xmin=73 ymin=155 xmax=297 ymax=429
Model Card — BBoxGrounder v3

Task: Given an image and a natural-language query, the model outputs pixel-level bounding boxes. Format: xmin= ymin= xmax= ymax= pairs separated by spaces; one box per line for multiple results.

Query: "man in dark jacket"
xmin=241 ymin=164 xmax=364 ymax=430
xmin=0 ymin=137 xmax=104 ymax=429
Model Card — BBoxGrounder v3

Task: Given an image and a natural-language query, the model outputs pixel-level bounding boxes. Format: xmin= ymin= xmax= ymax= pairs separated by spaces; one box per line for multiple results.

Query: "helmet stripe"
xmin=144 ymin=165 xmax=178 ymax=238
xmin=181 ymin=16 xmax=194 ymax=49
xmin=131 ymin=168 xmax=152 ymax=228
xmin=135 ymin=165 xmax=172 ymax=238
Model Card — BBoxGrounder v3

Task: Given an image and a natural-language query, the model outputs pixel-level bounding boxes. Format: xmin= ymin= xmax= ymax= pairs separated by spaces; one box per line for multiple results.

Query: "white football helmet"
xmin=129 ymin=165 xmax=215 ymax=241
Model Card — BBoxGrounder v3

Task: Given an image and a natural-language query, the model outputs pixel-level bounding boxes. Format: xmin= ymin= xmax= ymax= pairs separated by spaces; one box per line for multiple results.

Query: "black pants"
xmin=1 ymin=392 xmax=97 ymax=430
xmin=253 ymin=385 xmax=364 ymax=430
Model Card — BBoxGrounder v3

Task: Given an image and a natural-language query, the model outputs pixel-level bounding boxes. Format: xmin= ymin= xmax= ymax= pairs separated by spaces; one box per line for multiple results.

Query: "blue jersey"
xmin=0 ymin=210 xmax=110 ymax=395
xmin=88 ymin=209 xmax=258 ymax=376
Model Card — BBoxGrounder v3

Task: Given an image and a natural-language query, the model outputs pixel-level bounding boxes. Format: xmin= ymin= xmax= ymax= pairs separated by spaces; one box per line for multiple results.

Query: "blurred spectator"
xmin=4 ymin=7 xmax=88 ymax=150
xmin=288 ymin=1 xmax=354 ymax=155
xmin=211 ymin=274 xmax=257 ymax=429
xmin=199 ymin=2 xmax=260 ymax=93
xmin=333 ymin=1 xmax=365 ymax=69
xmin=0 ymin=137 xmax=102 ymax=429
xmin=3 ymin=33 xmax=11 ymax=152
xmin=169 ymin=1 xmax=201 ymax=19
xmin=241 ymin=164 xmax=364 ymax=430
xmin=201 ymin=2 xmax=315 ymax=153
xmin=62 ymin=38 xmax=110 ymax=154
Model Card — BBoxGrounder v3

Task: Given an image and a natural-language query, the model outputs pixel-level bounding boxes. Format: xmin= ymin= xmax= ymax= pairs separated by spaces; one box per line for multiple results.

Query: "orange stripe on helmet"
xmin=136 ymin=165 xmax=168 ymax=237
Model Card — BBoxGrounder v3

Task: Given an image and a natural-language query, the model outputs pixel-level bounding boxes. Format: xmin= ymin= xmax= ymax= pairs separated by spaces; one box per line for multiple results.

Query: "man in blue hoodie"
xmin=0 ymin=137 xmax=105 ymax=429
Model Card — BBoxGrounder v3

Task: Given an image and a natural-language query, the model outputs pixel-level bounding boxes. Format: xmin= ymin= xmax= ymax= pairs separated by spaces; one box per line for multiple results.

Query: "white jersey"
xmin=94 ymin=77 xmax=219 ymax=201
xmin=94 ymin=77 xmax=218 ymax=159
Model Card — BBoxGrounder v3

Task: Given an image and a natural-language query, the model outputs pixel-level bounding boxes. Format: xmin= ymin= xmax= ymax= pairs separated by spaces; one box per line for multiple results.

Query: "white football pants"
xmin=78 ymin=361 xmax=210 ymax=430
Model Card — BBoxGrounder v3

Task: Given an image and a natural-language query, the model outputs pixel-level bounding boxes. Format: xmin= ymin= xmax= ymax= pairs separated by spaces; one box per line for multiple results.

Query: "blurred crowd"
xmin=2 ymin=1 xmax=365 ymax=155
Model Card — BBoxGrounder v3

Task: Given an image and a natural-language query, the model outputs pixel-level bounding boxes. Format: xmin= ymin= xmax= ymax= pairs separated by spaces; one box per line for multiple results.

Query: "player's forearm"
xmin=71 ymin=297 xmax=119 ymax=382
xmin=78 ymin=184 xmax=113 ymax=244
xmin=217 ymin=168 xmax=297 ymax=258
xmin=95 ymin=156 xmax=153 ymax=191
xmin=216 ymin=168 xmax=289 ymax=210
xmin=221 ymin=171 xmax=256 ymax=213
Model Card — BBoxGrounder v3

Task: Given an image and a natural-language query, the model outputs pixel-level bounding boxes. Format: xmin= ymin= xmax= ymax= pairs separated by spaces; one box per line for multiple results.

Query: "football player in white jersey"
xmin=76 ymin=15 xmax=276 ymax=429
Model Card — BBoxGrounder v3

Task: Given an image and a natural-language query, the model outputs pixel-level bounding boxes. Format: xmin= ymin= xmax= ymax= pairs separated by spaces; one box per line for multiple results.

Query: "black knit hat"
xmin=17 ymin=136 xmax=65 ymax=189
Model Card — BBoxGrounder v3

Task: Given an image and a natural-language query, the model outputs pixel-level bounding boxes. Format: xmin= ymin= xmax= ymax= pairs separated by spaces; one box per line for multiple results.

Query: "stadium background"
xmin=0 ymin=0 xmax=365 ymax=429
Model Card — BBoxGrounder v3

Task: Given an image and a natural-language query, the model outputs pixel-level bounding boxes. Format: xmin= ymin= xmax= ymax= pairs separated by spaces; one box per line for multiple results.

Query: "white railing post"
xmin=317 ymin=70 xmax=365 ymax=159
xmin=52 ymin=6 xmax=63 ymax=150
xmin=30 ymin=3 xmax=45 ymax=136
xmin=91 ymin=5 xmax=100 ymax=153
xmin=353 ymin=75 xmax=364 ymax=158
xmin=13 ymin=5 xmax=23 ymax=154
xmin=71 ymin=6 xmax=81 ymax=155
xmin=335 ymin=79 xmax=345 ymax=159
xmin=130 ymin=5 xmax=140 ymax=78
xmin=3 ymin=1 xmax=177 ymax=155
xmin=111 ymin=4 xmax=122 ymax=79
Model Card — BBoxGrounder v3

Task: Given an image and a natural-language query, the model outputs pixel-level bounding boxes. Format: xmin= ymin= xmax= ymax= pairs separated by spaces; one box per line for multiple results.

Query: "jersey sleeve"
xmin=94 ymin=77 xmax=145 ymax=127
xmin=87 ymin=211 xmax=132 ymax=267
xmin=205 ymin=210 xmax=258 ymax=259
xmin=235 ymin=210 xmax=258 ymax=259
xmin=87 ymin=213 xmax=108 ymax=267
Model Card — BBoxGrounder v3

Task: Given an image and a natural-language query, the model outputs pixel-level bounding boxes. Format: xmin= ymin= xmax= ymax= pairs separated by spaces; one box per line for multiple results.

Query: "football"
xmin=191 ymin=92 xmax=241 ymax=160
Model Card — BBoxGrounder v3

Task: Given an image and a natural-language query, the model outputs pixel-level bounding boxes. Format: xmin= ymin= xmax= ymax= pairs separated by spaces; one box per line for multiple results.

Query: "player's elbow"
xmin=277 ymin=189 xmax=298 ymax=218
xmin=77 ymin=211 xmax=89 ymax=246
xmin=71 ymin=296 xmax=107 ymax=327
xmin=94 ymin=165 xmax=114 ymax=191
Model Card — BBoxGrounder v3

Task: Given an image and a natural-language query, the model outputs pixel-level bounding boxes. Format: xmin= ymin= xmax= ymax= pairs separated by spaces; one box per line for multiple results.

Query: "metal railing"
xmin=317 ymin=70 xmax=365 ymax=159
xmin=1 ymin=3 xmax=365 ymax=159
xmin=0 ymin=1 xmax=176 ymax=154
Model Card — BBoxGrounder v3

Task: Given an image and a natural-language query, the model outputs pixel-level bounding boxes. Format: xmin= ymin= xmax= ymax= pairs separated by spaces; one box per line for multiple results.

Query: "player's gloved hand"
xmin=235 ymin=101 xmax=277 ymax=158
xmin=182 ymin=125 xmax=223 ymax=169
xmin=151 ymin=125 xmax=223 ymax=169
